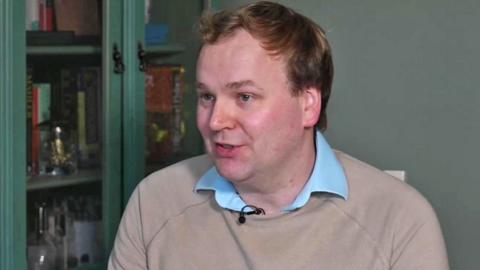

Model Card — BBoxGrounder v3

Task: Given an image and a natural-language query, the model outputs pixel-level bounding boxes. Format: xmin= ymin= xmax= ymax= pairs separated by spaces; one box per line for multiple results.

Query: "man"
xmin=109 ymin=1 xmax=449 ymax=269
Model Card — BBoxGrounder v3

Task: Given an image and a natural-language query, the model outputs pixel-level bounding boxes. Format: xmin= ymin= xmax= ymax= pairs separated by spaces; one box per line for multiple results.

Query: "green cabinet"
xmin=0 ymin=0 xmax=203 ymax=269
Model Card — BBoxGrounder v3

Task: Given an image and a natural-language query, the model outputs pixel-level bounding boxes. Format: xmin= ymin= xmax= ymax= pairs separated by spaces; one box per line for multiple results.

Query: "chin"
xmin=213 ymin=160 xmax=251 ymax=182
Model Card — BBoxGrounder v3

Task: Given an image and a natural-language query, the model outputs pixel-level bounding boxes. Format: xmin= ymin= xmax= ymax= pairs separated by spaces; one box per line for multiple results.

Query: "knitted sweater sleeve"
xmin=389 ymin=190 xmax=449 ymax=270
xmin=108 ymin=186 xmax=147 ymax=270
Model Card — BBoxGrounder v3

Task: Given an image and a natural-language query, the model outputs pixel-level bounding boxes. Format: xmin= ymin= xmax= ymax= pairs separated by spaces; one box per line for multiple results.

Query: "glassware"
xmin=45 ymin=125 xmax=77 ymax=176
xmin=28 ymin=202 xmax=58 ymax=270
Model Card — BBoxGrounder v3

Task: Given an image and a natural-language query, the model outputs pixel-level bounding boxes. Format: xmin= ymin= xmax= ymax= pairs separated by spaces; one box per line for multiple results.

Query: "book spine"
xmin=26 ymin=0 xmax=40 ymax=31
xmin=37 ymin=83 xmax=51 ymax=124
xmin=36 ymin=83 xmax=51 ymax=175
xmin=145 ymin=0 xmax=151 ymax=24
xmin=81 ymin=67 xmax=100 ymax=145
xmin=171 ymin=67 xmax=185 ymax=154
xmin=77 ymin=67 xmax=101 ymax=168
xmin=32 ymin=86 xmax=40 ymax=176
xmin=39 ymin=0 xmax=54 ymax=31
xmin=59 ymin=68 xmax=78 ymax=130
xmin=26 ymin=68 xmax=34 ymax=176
xmin=77 ymin=91 xmax=87 ymax=164
xmin=54 ymin=0 xmax=101 ymax=35
xmin=145 ymin=66 xmax=173 ymax=113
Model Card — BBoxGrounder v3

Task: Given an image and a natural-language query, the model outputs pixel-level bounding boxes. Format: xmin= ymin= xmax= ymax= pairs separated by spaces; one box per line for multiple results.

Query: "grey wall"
xmin=217 ymin=0 xmax=480 ymax=269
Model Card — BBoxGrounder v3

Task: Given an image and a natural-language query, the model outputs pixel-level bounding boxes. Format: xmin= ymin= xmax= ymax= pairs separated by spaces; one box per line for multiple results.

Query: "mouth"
xmin=212 ymin=142 xmax=239 ymax=157
xmin=216 ymin=143 xmax=235 ymax=149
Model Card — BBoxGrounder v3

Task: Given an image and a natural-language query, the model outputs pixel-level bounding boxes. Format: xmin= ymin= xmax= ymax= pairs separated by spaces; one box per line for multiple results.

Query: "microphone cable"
xmin=238 ymin=205 xmax=265 ymax=224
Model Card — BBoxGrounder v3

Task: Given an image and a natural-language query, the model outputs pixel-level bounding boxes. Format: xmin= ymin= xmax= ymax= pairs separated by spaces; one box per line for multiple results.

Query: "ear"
xmin=301 ymin=87 xmax=321 ymax=128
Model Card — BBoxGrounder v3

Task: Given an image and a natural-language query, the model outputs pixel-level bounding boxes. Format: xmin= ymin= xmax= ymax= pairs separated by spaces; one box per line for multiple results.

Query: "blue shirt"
xmin=194 ymin=131 xmax=348 ymax=212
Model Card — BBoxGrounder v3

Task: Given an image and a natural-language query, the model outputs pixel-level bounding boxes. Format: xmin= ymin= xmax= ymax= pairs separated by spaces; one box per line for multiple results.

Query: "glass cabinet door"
xmin=143 ymin=0 xmax=205 ymax=176
xmin=1 ymin=0 xmax=27 ymax=269
xmin=24 ymin=0 xmax=122 ymax=269
xmin=2 ymin=0 xmax=205 ymax=269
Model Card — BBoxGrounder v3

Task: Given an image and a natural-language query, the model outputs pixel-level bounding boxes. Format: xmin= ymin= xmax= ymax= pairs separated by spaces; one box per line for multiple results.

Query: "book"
xmin=59 ymin=67 xmax=78 ymax=129
xmin=171 ymin=67 xmax=185 ymax=153
xmin=39 ymin=0 xmax=54 ymax=31
xmin=54 ymin=0 xmax=101 ymax=36
xmin=76 ymin=67 xmax=101 ymax=168
xmin=26 ymin=68 xmax=34 ymax=175
xmin=77 ymin=91 xmax=87 ymax=164
xmin=37 ymin=84 xmax=52 ymax=125
xmin=145 ymin=66 xmax=174 ymax=113
xmin=32 ymin=83 xmax=51 ymax=175
xmin=31 ymin=85 xmax=40 ymax=175
xmin=79 ymin=67 xmax=101 ymax=145
xmin=145 ymin=65 xmax=185 ymax=162
xmin=26 ymin=0 xmax=40 ymax=31
xmin=38 ymin=83 xmax=51 ymax=175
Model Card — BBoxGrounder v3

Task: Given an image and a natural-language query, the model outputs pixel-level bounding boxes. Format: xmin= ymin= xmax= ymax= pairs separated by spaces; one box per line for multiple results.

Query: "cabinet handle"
xmin=138 ymin=42 xmax=147 ymax=72
xmin=113 ymin=44 xmax=125 ymax=74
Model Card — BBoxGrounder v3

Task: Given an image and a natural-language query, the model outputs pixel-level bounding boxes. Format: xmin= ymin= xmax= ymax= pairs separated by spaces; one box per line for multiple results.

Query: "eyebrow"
xmin=225 ymin=80 xmax=263 ymax=91
xmin=196 ymin=80 xmax=264 ymax=93
xmin=196 ymin=82 xmax=208 ymax=92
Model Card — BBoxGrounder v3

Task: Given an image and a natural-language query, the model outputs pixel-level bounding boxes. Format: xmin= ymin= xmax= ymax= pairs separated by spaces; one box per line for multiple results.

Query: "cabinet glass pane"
xmin=144 ymin=65 xmax=187 ymax=173
xmin=144 ymin=0 xmax=204 ymax=175
xmin=26 ymin=0 xmax=104 ymax=269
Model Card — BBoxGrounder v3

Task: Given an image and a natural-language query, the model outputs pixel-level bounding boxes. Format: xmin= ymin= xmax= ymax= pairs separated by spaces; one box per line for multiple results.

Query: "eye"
xmin=238 ymin=93 xmax=253 ymax=102
xmin=198 ymin=93 xmax=215 ymax=103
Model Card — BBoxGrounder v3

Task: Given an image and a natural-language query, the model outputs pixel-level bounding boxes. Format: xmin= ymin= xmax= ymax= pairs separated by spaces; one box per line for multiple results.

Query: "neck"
xmin=235 ymin=131 xmax=317 ymax=215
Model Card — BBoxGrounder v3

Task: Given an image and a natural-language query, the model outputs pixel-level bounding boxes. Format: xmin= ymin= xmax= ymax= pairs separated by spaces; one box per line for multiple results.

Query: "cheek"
xmin=243 ymin=104 xmax=301 ymax=136
xmin=241 ymin=110 xmax=272 ymax=131
xmin=271 ymin=101 xmax=303 ymax=126
xmin=196 ymin=108 xmax=210 ymax=135
xmin=253 ymin=106 xmax=304 ymax=156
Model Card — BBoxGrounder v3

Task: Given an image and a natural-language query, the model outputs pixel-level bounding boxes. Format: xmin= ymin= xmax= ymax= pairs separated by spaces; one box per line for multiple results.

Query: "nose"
xmin=209 ymin=100 xmax=235 ymax=131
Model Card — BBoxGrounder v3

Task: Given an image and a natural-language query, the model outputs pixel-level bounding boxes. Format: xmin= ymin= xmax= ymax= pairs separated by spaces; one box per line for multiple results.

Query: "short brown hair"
xmin=198 ymin=1 xmax=334 ymax=131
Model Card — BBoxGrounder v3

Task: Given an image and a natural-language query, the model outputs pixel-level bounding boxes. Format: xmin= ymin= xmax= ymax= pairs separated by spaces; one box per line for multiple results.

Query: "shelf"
xmin=26 ymin=43 xmax=184 ymax=56
xmin=27 ymin=45 xmax=102 ymax=55
xmin=27 ymin=169 xmax=101 ymax=191
xmin=73 ymin=263 xmax=104 ymax=270
xmin=146 ymin=44 xmax=186 ymax=56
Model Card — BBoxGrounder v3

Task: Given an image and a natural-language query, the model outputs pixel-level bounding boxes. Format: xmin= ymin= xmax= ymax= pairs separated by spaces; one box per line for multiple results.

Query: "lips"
xmin=213 ymin=142 xmax=239 ymax=157
xmin=217 ymin=143 xmax=234 ymax=149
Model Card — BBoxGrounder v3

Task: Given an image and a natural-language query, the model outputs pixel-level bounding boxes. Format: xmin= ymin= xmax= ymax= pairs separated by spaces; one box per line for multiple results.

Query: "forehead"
xmin=197 ymin=30 xmax=287 ymax=87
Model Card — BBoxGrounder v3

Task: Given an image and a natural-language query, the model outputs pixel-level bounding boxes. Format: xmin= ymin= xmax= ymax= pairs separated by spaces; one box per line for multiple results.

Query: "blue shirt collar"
xmin=194 ymin=131 xmax=348 ymax=212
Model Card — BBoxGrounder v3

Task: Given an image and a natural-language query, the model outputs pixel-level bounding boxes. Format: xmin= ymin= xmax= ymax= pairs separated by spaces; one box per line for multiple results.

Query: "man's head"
xmin=195 ymin=2 xmax=332 ymax=187
xmin=198 ymin=1 xmax=334 ymax=131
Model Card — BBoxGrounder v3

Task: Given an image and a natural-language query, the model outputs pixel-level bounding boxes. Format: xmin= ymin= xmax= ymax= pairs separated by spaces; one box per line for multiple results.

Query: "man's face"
xmin=196 ymin=30 xmax=318 ymax=186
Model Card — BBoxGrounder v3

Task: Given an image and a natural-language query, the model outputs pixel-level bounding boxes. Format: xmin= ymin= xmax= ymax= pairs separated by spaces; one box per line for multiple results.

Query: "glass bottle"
xmin=28 ymin=202 xmax=58 ymax=270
